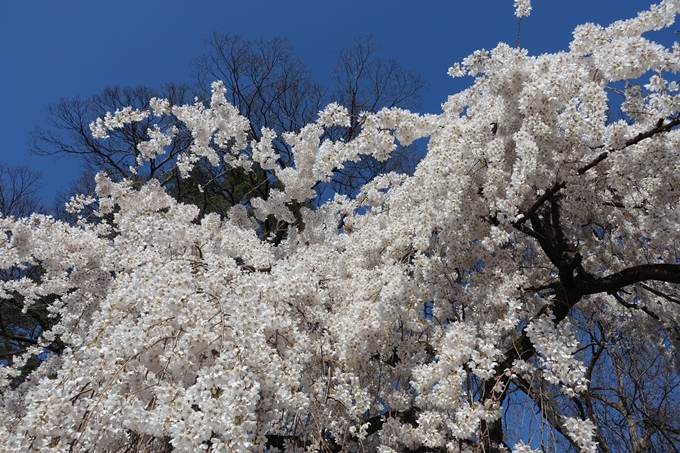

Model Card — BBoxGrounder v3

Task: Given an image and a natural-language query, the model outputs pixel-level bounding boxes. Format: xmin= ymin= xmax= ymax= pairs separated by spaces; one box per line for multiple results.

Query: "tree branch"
xmin=579 ymin=264 xmax=680 ymax=296
xmin=515 ymin=115 xmax=680 ymax=225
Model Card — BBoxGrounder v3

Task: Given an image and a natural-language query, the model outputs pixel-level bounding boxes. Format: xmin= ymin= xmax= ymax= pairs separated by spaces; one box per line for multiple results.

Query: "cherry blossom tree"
xmin=3 ymin=1 xmax=680 ymax=452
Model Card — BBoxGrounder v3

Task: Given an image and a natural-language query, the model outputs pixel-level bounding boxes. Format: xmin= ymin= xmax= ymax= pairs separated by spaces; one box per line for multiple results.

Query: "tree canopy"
xmin=2 ymin=1 xmax=680 ymax=452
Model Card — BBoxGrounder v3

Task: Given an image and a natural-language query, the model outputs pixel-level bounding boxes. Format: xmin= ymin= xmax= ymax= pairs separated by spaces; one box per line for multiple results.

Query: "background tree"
xmin=30 ymin=83 xmax=194 ymax=185
xmin=0 ymin=163 xmax=43 ymax=218
xmin=192 ymin=33 xmax=327 ymax=163
xmin=327 ymin=36 xmax=427 ymax=194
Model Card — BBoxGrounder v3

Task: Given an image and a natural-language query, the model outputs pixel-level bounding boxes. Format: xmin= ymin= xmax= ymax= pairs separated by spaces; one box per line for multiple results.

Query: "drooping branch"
xmin=510 ymin=374 xmax=586 ymax=452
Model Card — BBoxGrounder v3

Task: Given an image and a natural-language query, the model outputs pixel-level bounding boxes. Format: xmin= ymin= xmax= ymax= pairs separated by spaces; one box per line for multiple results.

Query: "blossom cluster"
xmin=514 ymin=0 xmax=532 ymax=18
xmin=526 ymin=313 xmax=589 ymax=396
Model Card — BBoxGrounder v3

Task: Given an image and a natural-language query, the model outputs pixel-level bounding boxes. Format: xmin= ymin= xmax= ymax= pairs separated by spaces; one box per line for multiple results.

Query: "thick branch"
xmin=0 ymin=331 xmax=39 ymax=345
xmin=579 ymin=264 xmax=680 ymax=296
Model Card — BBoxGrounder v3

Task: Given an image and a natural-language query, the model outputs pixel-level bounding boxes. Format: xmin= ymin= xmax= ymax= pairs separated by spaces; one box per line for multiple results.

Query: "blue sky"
xmin=1 ymin=0 xmax=677 ymax=206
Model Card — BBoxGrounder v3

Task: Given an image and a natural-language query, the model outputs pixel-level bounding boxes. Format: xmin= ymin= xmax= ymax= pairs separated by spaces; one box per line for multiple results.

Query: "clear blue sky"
xmin=1 ymin=0 xmax=676 ymax=206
